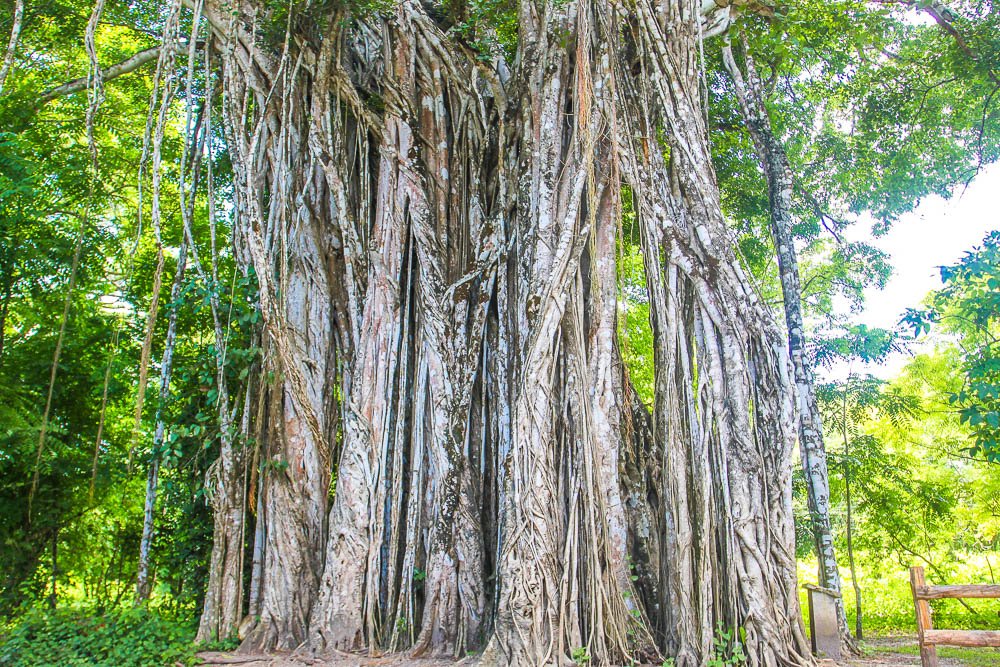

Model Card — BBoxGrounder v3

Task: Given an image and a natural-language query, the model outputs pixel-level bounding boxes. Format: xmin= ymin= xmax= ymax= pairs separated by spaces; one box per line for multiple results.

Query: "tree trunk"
xmin=0 ymin=264 xmax=12 ymax=366
xmin=191 ymin=118 xmax=249 ymax=640
xmin=194 ymin=275 xmax=247 ymax=642
xmin=843 ymin=391 xmax=863 ymax=640
xmin=48 ymin=527 xmax=57 ymax=610
xmin=722 ymin=36 xmax=856 ymax=652
xmin=136 ymin=241 xmax=188 ymax=603
xmin=190 ymin=1 xmax=813 ymax=663
xmin=216 ymin=47 xmax=337 ymax=647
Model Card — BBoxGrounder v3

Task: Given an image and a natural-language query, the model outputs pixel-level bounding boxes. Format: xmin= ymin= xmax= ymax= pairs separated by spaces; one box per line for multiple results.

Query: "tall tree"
xmin=5 ymin=0 xmax=1000 ymax=665
xmin=185 ymin=0 xmax=811 ymax=664
xmin=721 ymin=33 xmax=852 ymax=648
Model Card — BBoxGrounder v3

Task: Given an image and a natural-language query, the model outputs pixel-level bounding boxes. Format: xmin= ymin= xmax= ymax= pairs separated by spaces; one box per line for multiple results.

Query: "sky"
xmin=821 ymin=162 xmax=1000 ymax=382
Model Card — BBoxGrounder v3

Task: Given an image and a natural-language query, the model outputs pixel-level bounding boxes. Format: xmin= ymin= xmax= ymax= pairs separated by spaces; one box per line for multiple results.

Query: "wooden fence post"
xmin=910 ymin=566 xmax=939 ymax=667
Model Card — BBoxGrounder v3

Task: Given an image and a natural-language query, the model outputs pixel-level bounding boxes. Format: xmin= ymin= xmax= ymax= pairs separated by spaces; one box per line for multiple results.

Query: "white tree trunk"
xmin=137 ymin=241 xmax=188 ymax=602
xmin=723 ymin=39 xmax=855 ymax=651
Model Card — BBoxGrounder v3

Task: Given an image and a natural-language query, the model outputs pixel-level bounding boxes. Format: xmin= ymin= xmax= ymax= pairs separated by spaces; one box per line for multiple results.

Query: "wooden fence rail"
xmin=910 ymin=566 xmax=1000 ymax=667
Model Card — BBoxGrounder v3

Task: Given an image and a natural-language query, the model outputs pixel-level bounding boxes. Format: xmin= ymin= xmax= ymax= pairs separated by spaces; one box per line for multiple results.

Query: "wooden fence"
xmin=909 ymin=565 xmax=1000 ymax=667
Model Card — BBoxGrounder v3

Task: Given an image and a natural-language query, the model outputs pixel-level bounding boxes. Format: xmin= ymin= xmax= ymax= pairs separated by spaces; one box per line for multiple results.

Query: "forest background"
xmin=0 ymin=0 xmax=999 ymax=665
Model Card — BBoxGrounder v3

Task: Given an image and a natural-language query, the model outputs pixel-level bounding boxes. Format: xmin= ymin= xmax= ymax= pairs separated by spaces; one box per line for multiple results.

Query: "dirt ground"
xmin=198 ymin=637 xmax=992 ymax=667
xmin=197 ymin=650 xmax=462 ymax=666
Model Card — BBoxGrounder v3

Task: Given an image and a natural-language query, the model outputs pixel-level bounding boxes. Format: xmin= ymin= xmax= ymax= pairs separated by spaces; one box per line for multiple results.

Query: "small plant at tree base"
xmin=707 ymin=625 xmax=747 ymax=667
xmin=199 ymin=634 xmax=241 ymax=652
xmin=571 ymin=646 xmax=591 ymax=664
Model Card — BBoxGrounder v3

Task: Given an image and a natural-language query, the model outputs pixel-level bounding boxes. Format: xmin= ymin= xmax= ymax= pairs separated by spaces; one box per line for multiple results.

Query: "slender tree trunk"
xmin=48 ymin=527 xmax=57 ymax=610
xmin=30 ymin=219 xmax=85 ymax=514
xmin=136 ymin=242 xmax=188 ymax=603
xmin=0 ymin=0 xmax=24 ymax=95
xmin=843 ymin=391 xmax=863 ymax=640
xmin=0 ymin=264 xmax=12 ymax=366
xmin=722 ymin=36 xmax=856 ymax=651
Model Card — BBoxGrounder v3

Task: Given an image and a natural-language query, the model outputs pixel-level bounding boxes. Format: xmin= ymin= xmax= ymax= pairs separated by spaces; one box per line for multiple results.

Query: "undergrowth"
xmin=0 ymin=607 xmax=199 ymax=667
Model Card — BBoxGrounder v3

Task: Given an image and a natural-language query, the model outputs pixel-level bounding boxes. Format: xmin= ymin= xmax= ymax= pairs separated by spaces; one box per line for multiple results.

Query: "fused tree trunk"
xmin=722 ymin=37 xmax=856 ymax=651
xmin=192 ymin=219 xmax=247 ymax=643
xmin=186 ymin=0 xmax=813 ymax=664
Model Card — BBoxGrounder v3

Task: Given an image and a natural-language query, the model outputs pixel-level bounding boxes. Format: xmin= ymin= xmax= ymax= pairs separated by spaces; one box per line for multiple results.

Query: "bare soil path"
xmin=198 ymin=637 xmax=999 ymax=667
xmin=837 ymin=636 xmax=999 ymax=667
xmin=198 ymin=651 xmax=459 ymax=666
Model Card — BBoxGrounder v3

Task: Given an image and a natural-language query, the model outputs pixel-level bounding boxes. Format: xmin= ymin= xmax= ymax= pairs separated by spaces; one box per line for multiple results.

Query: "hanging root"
xmin=157 ymin=1 xmax=817 ymax=664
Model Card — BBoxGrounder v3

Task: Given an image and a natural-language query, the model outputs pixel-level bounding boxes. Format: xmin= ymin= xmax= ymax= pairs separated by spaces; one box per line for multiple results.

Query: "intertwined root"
xmin=155 ymin=1 xmax=815 ymax=664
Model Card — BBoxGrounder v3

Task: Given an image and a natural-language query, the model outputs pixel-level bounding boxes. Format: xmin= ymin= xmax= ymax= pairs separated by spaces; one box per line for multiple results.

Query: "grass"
xmin=874 ymin=642 xmax=1000 ymax=667
xmin=797 ymin=555 xmax=1000 ymax=635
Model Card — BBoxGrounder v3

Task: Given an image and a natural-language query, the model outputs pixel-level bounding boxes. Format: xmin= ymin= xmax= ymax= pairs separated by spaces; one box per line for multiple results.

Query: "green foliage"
xmin=707 ymin=626 xmax=747 ymax=667
xmin=0 ymin=0 xmax=256 ymax=625
xmin=813 ymin=324 xmax=903 ymax=369
xmin=447 ymin=0 xmax=518 ymax=62
xmin=617 ymin=188 xmax=655 ymax=406
xmin=800 ymin=554 xmax=1000 ymax=634
xmin=803 ymin=341 xmax=1000 ymax=637
xmin=737 ymin=1 xmax=1000 ymax=225
xmin=711 ymin=0 xmax=999 ymax=318
xmin=570 ymin=645 xmax=591 ymax=665
xmin=0 ymin=608 xmax=199 ymax=666
xmin=903 ymin=231 xmax=1000 ymax=460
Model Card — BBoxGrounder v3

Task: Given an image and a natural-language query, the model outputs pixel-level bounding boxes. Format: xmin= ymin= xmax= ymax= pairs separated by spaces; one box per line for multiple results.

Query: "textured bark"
xmin=722 ymin=37 xmax=856 ymax=652
xmin=0 ymin=0 xmax=24 ymax=95
xmin=214 ymin=32 xmax=337 ymax=647
xmin=194 ymin=239 xmax=248 ymax=643
xmin=184 ymin=1 xmax=815 ymax=664
xmin=605 ymin=4 xmax=811 ymax=664
xmin=137 ymin=241 xmax=188 ymax=603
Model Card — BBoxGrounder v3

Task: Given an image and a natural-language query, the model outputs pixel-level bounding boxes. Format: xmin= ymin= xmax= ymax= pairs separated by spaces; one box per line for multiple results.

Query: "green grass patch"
xmin=798 ymin=556 xmax=1000 ymax=635
xmin=876 ymin=643 xmax=1000 ymax=667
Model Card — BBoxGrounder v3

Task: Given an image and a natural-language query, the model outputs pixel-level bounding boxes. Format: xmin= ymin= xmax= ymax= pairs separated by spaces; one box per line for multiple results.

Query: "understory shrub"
xmin=0 ymin=607 xmax=199 ymax=666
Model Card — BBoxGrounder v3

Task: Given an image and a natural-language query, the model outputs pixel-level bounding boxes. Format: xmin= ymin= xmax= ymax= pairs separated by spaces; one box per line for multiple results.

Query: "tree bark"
xmin=722 ymin=35 xmax=856 ymax=652
xmin=136 ymin=241 xmax=188 ymax=603
xmin=843 ymin=390 xmax=863 ymax=640
xmin=0 ymin=0 xmax=24 ymax=95
xmin=187 ymin=1 xmax=815 ymax=663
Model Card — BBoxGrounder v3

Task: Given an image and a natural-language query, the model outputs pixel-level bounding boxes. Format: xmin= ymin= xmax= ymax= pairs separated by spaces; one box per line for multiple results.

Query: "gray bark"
xmin=136 ymin=241 xmax=188 ymax=603
xmin=0 ymin=0 xmax=24 ymax=95
xmin=183 ymin=1 xmax=815 ymax=664
xmin=722 ymin=36 xmax=856 ymax=651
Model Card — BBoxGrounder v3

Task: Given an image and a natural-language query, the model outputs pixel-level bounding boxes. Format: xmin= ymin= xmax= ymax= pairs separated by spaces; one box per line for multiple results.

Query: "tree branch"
xmin=875 ymin=0 xmax=999 ymax=84
xmin=37 ymin=44 xmax=190 ymax=106
xmin=0 ymin=0 xmax=25 ymax=95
